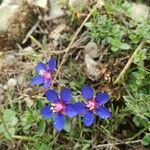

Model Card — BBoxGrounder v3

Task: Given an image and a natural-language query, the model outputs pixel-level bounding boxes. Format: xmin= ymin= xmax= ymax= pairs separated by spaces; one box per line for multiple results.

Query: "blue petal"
xmin=73 ymin=102 xmax=86 ymax=114
xmin=96 ymin=92 xmax=109 ymax=105
xmin=48 ymin=57 xmax=57 ymax=73
xmin=36 ymin=63 xmax=47 ymax=75
xmin=41 ymin=106 xmax=52 ymax=119
xmin=45 ymin=90 xmax=59 ymax=103
xmin=53 ymin=114 xmax=65 ymax=131
xmin=96 ymin=106 xmax=111 ymax=119
xmin=31 ymin=76 xmax=44 ymax=85
xmin=81 ymin=85 xmax=94 ymax=100
xmin=65 ymin=104 xmax=78 ymax=118
xmin=43 ymin=80 xmax=52 ymax=89
xmin=60 ymin=88 xmax=72 ymax=103
xmin=83 ymin=111 xmax=94 ymax=126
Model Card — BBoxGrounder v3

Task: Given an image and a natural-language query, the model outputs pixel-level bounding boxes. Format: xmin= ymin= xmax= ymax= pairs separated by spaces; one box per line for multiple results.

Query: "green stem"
xmin=127 ymin=128 xmax=147 ymax=141
xmin=12 ymin=135 xmax=36 ymax=141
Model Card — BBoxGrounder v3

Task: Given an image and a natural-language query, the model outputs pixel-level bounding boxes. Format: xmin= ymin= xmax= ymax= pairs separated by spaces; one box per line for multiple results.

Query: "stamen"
xmin=43 ymin=71 xmax=52 ymax=80
xmin=86 ymin=100 xmax=97 ymax=111
xmin=39 ymin=69 xmax=45 ymax=76
xmin=51 ymin=102 xmax=66 ymax=114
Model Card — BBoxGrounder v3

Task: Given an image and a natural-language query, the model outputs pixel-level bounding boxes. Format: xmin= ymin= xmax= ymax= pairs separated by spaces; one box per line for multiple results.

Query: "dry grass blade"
xmin=54 ymin=4 xmax=98 ymax=80
xmin=114 ymin=39 xmax=147 ymax=84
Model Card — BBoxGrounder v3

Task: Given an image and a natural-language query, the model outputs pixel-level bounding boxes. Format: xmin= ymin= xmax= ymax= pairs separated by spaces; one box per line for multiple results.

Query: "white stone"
xmin=4 ymin=54 xmax=17 ymax=67
xmin=0 ymin=0 xmax=23 ymax=32
xmin=84 ymin=54 xmax=99 ymax=78
xmin=84 ymin=42 xmax=99 ymax=59
xmin=131 ymin=3 xmax=150 ymax=20
xmin=49 ymin=0 xmax=64 ymax=18
xmin=7 ymin=78 xmax=17 ymax=88
xmin=24 ymin=96 xmax=34 ymax=107
xmin=69 ymin=0 xmax=89 ymax=10
xmin=17 ymin=74 xmax=25 ymax=86
xmin=27 ymin=0 xmax=47 ymax=8
xmin=21 ymin=46 xmax=35 ymax=55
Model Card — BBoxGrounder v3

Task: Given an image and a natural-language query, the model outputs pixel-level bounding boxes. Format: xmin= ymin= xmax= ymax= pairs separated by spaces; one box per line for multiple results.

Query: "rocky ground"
xmin=0 ymin=0 xmax=150 ymax=149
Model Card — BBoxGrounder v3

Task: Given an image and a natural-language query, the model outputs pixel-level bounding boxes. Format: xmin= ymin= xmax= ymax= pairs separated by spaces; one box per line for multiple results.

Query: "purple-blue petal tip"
xmin=96 ymin=92 xmax=109 ymax=105
xmin=53 ymin=114 xmax=65 ymax=131
xmin=96 ymin=106 xmax=111 ymax=119
xmin=81 ymin=85 xmax=94 ymax=100
xmin=31 ymin=76 xmax=44 ymax=85
xmin=36 ymin=63 xmax=47 ymax=75
xmin=41 ymin=106 xmax=52 ymax=119
xmin=45 ymin=90 xmax=59 ymax=103
xmin=48 ymin=57 xmax=57 ymax=73
xmin=60 ymin=88 xmax=72 ymax=103
xmin=83 ymin=111 xmax=95 ymax=126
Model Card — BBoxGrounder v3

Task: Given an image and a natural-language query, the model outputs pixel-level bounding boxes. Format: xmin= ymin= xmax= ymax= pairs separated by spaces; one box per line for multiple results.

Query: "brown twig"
xmin=114 ymin=39 xmax=147 ymax=84
xmin=54 ymin=5 xmax=97 ymax=80
xmin=22 ymin=20 xmax=40 ymax=44
xmin=93 ymin=139 xmax=141 ymax=148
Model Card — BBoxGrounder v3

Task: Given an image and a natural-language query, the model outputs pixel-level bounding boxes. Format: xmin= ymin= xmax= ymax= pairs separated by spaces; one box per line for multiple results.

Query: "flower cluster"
xmin=31 ymin=58 xmax=111 ymax=131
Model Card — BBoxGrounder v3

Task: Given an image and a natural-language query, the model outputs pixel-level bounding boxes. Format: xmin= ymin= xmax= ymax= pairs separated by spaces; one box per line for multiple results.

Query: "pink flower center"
xmin=51 ymin=102 xmax=66 ymax=114
xmin=86 ymin=100 xmax=97 ymax=111
xmin=43 ymin=71 xmax=52 ymax=80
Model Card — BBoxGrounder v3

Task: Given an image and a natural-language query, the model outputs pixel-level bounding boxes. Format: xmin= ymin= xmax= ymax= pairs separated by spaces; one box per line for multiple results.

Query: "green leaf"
xmin=3 ymin=109 xmax=16 ymax=122
xmin=133 ymin=116 xmax=149 ymax=128
xmin=119 ymin=43 xmax=130 ymax=50
xmin=3 ymin=109 xmax=18 ymax=126
xmin=64 ymin=117 xmax=71 ymax=132
xmin=4 ymin=127 xmax=15 ymax=140
xmin=142 ymin=133 xmax=150 ymax=146
xmin=111 ymin=46 xmax=119 ymax=52
xmin=38 ymin=144 xmax=50 ymax=150
xmin=38 ymin=119 xmax=46 ymax=136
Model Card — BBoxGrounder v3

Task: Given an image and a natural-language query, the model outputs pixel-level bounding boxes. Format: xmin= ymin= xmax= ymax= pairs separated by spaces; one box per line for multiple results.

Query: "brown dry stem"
xmin=114 ymin=39 xmax=147 ymax=84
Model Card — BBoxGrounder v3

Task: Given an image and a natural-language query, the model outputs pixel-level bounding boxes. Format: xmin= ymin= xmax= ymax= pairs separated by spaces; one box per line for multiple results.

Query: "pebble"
xmin=17 ymin=73 xmax=25 ymax=86
xmin=7 ymin=78 xmax=17 ymax=88
xmin=4 ymin=54 xmax=17 ymax=67
xmin=84 ymin=42 xmax=99 ymax=59
xmin=24 ymin=96 xmax=34 ymax=107
xmin=69 ymin=0 xmax=89 ymax=10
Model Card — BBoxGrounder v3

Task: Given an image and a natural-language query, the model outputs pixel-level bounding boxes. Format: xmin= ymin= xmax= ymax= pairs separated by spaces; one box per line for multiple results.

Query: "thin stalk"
xmin=114 ymin=39 xmax=147 ymax=84
xmin=127 ymin=128 xmax=147 ymax=141
xmin=12 ymin=135 xmax=37 ymax=141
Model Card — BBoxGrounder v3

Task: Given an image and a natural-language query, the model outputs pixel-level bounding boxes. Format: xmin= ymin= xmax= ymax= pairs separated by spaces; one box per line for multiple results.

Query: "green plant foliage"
xmin=0 ymin=109 xmax=18 ymax=139
xmin=85 ymin=14 xmax=131 ymax=52
xmin=129 ymin=21 xmax=150 ymax=44
xmin=123 ymin=64 xmax=150 ymax=145
xmin=21 ymin=107 xmax=41 ymax=133
xmin=142 ymin=133 xmax=150 ymax=146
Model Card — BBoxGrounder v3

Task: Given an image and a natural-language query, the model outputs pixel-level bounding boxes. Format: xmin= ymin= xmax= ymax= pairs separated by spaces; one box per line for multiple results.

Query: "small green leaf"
xmin=120 ymin=43 xmax=130 ymax=50
xmin=64 ymin=118 xmax=71 ymax=132
xmin=142 ymin=133 xmax=150 ymax=146
xmin=38 ymin=144 xmax=50 ymax=150
xmin=4 ymin=127 xmax=15 ymax=139
xmin=111 ymin=46 xmax=119 ymax=52
xmin=3 ymin=109 xmax=16 ymax=122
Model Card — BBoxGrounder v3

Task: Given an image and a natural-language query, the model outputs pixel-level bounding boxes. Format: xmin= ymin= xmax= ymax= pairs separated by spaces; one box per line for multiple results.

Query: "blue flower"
xmin=75 ymin=85 xmax=111 ymax=127
xmin=40 ymin=88 xmax=78 ymax=131
xmin=31 ymin=58 xmax=56 ymax=89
